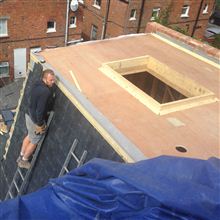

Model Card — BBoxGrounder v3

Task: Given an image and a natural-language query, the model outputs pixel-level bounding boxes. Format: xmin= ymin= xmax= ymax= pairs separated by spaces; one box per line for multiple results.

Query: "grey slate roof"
xmin=0 ymin=78 xmax=24 ymax=110
xmin=0 ymin=63 xmax=124 ymax=200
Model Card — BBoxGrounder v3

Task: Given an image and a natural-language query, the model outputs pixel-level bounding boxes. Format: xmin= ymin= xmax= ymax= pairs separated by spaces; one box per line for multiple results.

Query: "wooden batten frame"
xmin=99 ymin=55 xmax=218 ymax=115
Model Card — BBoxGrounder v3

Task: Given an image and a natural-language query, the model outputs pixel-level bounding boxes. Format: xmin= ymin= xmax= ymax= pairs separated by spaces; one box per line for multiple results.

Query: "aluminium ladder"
xmin=4 ymin=111 xmax=54 ymax=200
xmin=59 ymin=138 xmax=87 ymax=177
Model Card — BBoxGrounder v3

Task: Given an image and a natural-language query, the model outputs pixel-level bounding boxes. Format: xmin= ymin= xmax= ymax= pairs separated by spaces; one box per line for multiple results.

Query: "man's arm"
xmin=35 ymin=91 xmax=50 ymax=126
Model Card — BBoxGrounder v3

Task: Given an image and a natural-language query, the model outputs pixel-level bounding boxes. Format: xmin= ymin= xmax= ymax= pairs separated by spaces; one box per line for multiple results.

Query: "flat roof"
xmin=39 ymin=33 xmax=220 ymax=159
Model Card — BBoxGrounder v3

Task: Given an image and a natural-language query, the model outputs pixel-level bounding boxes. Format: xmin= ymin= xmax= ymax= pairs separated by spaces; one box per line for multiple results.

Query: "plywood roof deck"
xmin=40 ymin=34 xmax=220 ymax=159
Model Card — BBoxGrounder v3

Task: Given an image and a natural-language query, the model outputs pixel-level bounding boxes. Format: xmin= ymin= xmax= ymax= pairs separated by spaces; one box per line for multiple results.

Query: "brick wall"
xmin=82 ymin=0 xmax=129 ymax=40
xmin=81 ymin=0 xmax=105 ymax=40
xmin=82 ymin=0 xmax=215 ymax=40
xmin=106 ymin=0 xmax=128 ymax=37
xmin=0 ymin=0 xmax=83 ymax=81
xmin=168 ymin=0 xmax=215 ymax=38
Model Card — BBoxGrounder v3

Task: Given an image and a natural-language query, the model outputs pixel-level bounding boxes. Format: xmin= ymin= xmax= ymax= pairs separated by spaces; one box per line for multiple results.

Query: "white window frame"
xmin=181 ymin=5 xmax=190 ymax=18
xmin=47 ymin=21 xmax=56 ymax=33
xmin=202 ymin=4 xmax=209 ymax=14
xmin=69 ymin=16 xmax=77 ymax=28
xmin=129 ymin=9 xmax=137 ymax=21
xmin=150 ymin=8 xmax=160 ymax=21
xmin=93 ymin=0 xmax=101 ymax=9
xmin=0 ymin=19 xmax=8 ymax=37
xmin=0 ymin=61 xmax=9 ymax=78
xmin=90 ymin=24 xmax=98 ymax=40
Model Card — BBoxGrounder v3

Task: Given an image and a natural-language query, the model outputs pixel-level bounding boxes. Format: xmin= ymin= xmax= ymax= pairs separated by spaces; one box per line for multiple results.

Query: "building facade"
xmin=0 ymin=0 xmax=83 ymax=83
xmin=0 ymin=0 xmax=216 ymax=83
xmin=81 ymin=0 xmax=215 ymax=40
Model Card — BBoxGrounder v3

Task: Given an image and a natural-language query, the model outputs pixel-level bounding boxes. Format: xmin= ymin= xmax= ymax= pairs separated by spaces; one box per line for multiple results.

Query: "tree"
xmin=211 ymin=34 xmax=220 ymax=49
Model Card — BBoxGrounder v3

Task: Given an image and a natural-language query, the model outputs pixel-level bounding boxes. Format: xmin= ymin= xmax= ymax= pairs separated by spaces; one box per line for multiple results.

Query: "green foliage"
xmin=153 ymin=2 xmax=220 ymax=49
xmin=171 ymin=25 xmax=189 ymax=35
xmin=154 ymin=4 xmax=189 ymax=35
xmin=155 ymin=5 xmax=171 ymax=26
xmin=216 ymin=0 xmax=220 ymax=10
xmin=211 ymin=34 xmax=220 ymax=49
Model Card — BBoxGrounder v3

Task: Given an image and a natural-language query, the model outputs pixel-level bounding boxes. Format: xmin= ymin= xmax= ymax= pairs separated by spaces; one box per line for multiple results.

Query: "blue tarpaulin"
xmin=0 ymin=156 xmax=219 ymax=220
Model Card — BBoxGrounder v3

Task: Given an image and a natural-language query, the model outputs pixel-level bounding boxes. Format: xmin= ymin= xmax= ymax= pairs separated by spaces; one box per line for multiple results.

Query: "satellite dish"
xmin=70 ymin=0 xmax=79 ymax=12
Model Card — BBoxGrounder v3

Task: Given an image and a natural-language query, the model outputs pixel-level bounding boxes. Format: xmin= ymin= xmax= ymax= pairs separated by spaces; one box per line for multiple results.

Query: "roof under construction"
xmin=38 ymin=33 xmax=219 ymax=160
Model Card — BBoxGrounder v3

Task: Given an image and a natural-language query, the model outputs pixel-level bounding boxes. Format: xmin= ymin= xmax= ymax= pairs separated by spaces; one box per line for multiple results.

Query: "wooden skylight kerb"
xmin=99 ymin=55 xmax=217 ymax=115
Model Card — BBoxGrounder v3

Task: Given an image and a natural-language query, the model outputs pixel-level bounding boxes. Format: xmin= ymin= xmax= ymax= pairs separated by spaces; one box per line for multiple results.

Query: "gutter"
xmin=137 ymin=0 xmax=145 ymax=33
xmin=101 ymin=0 xmax=111 ymax=39
xmin=65 ymin=0 xmax=70 ymax=46
xmin=191 ymin=0 xmax=204 ymax=37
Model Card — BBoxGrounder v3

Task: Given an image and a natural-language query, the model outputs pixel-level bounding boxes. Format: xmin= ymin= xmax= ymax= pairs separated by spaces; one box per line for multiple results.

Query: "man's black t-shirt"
xmin=28 ymin=80 xmax=52 ymax=126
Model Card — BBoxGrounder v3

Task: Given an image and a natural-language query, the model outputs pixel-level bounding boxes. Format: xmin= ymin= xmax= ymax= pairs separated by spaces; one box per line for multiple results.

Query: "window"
xmin=69 ymin=16 xmax=77 ymax=28
xmin=90 ymin=24 xmax=98 ymax=40
xmin=47 ymin=21 xmax=56 ymax=33
xmin=129 ymin=9 xmax=137 ymax=20
xmin=0 ymin=62 xmax=9 ymax=78
xmin=0 ymin=19 xmax=8 ymax=37
xmin=203 ymin=4 xmax=208 ymax=14
xmin=151 ymin=8 xmax=160 ymax=21
xmin=93 ymin=0 xmax=101 ymax=9
xmin=181 ymin=5 xmax=190 ymax=18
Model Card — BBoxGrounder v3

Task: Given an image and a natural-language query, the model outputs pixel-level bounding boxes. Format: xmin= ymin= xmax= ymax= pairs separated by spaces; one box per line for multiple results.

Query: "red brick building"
xmin=0 ymin=0 xmax=83 ymax=82
xmin=81 ymin=0 xmax=215 ymax=40
xmin=0 ymin=0 xmax=216 ymax=83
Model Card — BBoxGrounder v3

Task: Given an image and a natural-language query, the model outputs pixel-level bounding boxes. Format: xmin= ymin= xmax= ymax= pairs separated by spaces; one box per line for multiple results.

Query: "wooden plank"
xmin=167 ymin=86 xmax=176 ymax=101
xmin=150 ymin=77 xmax=158 ymax=99
xmin=160 ymin=94 xmax=218 ymax=115
xmin=162 ymin=86 xmax=169 ymax=103
xmin=147 ymin=56 xmax=214 ymax=98
xmin=107 ymin=55 xmax=149 ymax=70
xmin=69 ymin=70 xmax=82 ymax=92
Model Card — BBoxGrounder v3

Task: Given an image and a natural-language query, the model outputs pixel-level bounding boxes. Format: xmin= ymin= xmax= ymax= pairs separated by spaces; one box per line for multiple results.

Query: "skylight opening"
xmin=100 ymin=55 xmax=217 ymax=115
xmin=123 ymin=71 xmax=187 ymax=104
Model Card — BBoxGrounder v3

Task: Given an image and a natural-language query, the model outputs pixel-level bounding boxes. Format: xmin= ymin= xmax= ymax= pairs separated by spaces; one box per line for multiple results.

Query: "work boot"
xmin=16 ymin=155 xmax=22 ymax=163
xmin=18 ymin=159 xmax=31 ymax=169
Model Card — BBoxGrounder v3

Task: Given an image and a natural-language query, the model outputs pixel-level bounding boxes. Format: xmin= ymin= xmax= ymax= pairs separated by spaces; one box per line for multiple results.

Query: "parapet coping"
xmin=154 ymin=32 xmax=220 ymax=67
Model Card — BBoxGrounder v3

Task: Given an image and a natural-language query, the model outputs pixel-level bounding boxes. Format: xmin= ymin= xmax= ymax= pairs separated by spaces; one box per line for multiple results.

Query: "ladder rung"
xmin=71 ymin=152 xmax=80 ymax=163
xmin=59 ymin=139 xmax=87 ymax=177
xmin=8 ymin=191 xmax=13 ymax=199
xmin=18 ymin=169 xmax=25 ymax=181
xmin=13 ymin=180 xmax=19 ymax=192
xmin=64 ymin=167 xmax=69 ymax=172
xmin=77 ymin=150 xmax=88 ymax=167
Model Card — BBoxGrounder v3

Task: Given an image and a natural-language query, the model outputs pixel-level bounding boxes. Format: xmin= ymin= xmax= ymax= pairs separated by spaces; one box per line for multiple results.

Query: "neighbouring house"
xmin=0 ymin=0 xmax=83 ymax=84
xmin=81 ymin=0 xmax=215 ymax=40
